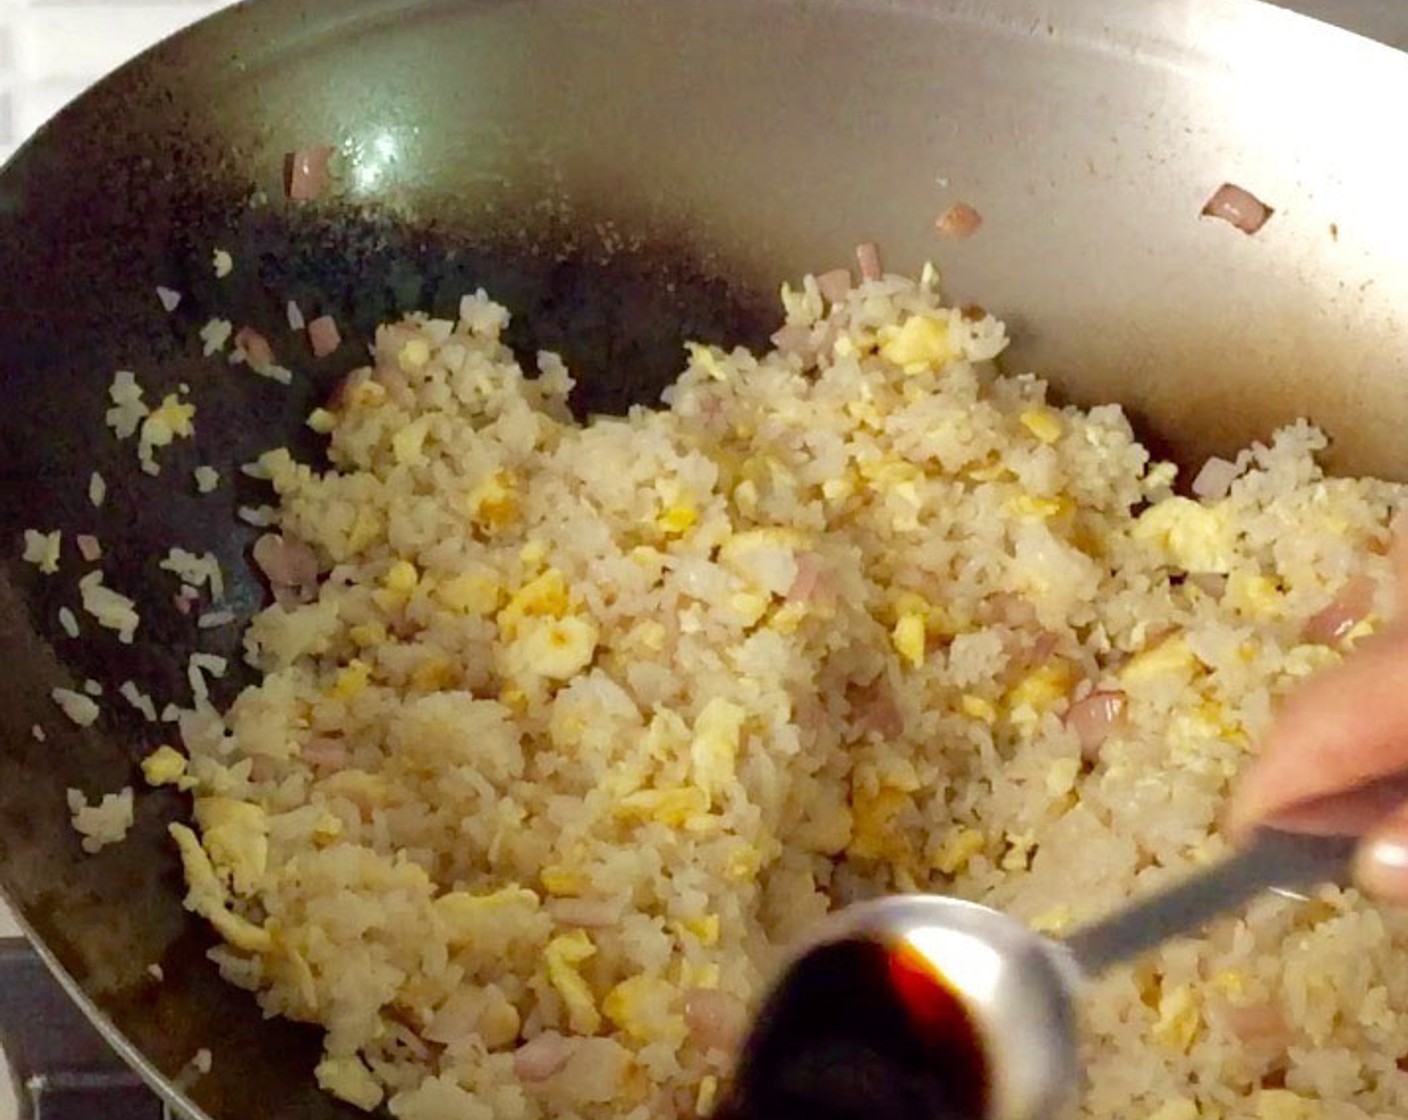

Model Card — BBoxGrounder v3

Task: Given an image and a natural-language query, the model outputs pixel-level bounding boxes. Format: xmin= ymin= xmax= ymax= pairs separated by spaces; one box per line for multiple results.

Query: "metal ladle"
xmin=727 ymin=776 xmax=1408 ymax=1120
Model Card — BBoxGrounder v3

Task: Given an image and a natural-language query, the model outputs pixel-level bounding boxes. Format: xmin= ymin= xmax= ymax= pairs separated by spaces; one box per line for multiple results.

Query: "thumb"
xmin=1228 ymin=630 xmax=1408 ymax=839
xmin=1356 ymin=803 xmax=1408 ymax=905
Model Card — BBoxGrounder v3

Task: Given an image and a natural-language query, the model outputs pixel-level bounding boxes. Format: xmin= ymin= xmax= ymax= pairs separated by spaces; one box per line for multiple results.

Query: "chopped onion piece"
xmin=1304 ymin=574 xmax=1375 ymax=646
xmin=288 ymin=145 xmax=334 ymax=202
xmin=684 ymin=988 xmax=747 ymax=1052
xmin=816 ymin=269 xmax=853 ymax=303
xmin=514 ymin=1032 xmax=576 ymax=1083
xmin=1192 ymin=456 xmax=1238 ymax=500
xmin=235 ymin=327 xmax=275 ymax=371
xmin=1201 ymin=183 xmax=1273 ymax=235
xmin=856 ymin=242 xmax=883 ymax=282
xmin=1065 ymin=690 xmax=1127 ymax=759
xmin=253 ymin=533 xmax=319 ymax=596
xmin=935 ymin=202 xmax=983 ymax=239
xmin=770 ymin=323 xmax=812 ymax=355
xmin=75 ymin=535 xmax=102 ymax=562
xmin=309 ymin=316 xmax=342 ymax=358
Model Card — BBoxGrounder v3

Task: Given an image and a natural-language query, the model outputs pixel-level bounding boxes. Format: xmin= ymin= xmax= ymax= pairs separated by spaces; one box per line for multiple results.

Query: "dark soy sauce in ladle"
xmin=716 ymin=936 xmax=989 ymax=1120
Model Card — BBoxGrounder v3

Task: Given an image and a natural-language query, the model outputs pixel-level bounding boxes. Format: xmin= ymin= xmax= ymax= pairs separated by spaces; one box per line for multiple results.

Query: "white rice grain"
xmin=52 ymin=688 xmax=99 ymax=727
xmin=78 ymin=570 xmax=139 ymax=642
xmin=22 ymin=529 xmax=60 ymax=574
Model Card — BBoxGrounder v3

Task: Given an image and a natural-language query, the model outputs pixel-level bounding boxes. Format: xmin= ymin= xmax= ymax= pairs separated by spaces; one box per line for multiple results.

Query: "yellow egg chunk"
xmin=1019 ymin=408 xmax=1063 ymax=444
xmin=316 ymin=1057 xmax=385 ymax=1111
xmin=1133 ymin=497 xmax=1235 ymax=573
xmin=1121 ymin=635 xmax=1197 ymax=685
xmin=879 ymin=314 xmax=952 ymax=370
xmin=603 ymin=974 xmax=686 ymax=1043
xmin=194 ymin=797 xmax=269 ymax=897
xmin=545 ymin=931 xmax=601 ymax=1034
xmin=141 ymin=745 xmax=191 ymax=789
xmin=691 ymin=698 xmax=746 ymax=799
xmin=504 ymin=615 xmax=599 ymax=681
xmin=892 ymin=613 xmax=926 ymax=668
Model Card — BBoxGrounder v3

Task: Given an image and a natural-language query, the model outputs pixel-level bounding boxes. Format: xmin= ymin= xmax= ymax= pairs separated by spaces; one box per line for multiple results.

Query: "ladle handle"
xmin=1061 ymin=768 xmax=1408 ymax=978
xmin=1061 ymin=827 xmax=1357 ymax=978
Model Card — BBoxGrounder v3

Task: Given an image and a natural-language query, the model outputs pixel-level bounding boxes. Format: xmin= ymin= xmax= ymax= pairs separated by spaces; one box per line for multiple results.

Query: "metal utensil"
xmin=729 ymin=773 xmax=1408 ymax=1120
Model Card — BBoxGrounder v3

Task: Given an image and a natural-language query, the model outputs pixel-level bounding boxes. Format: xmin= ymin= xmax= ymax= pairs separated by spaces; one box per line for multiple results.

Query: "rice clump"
xmin=167 ymin=268 xmax=1408 ymax=1120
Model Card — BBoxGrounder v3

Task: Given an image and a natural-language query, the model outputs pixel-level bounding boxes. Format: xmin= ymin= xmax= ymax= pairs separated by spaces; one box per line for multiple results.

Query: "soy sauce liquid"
xmin=718 ymin=937 xmax=990 ymax=1120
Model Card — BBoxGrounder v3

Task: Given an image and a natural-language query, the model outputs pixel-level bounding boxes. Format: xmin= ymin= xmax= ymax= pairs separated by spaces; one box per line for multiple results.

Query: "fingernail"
xmin=1355 ymin=835 xmax=1408 ymax=902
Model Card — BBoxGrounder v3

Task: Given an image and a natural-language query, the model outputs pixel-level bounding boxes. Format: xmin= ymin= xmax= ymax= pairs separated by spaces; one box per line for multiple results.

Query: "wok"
xmin=1 ymin=1 xmax=1407 ymax=1117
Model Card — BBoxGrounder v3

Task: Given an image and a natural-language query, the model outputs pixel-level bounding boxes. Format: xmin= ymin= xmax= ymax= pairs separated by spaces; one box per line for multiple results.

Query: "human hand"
xmin=1229 ymin=540 xmax=1408 ymax=902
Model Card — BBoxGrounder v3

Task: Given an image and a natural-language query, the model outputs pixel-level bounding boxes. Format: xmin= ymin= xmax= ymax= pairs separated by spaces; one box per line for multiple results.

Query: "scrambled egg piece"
xmin=315 ymin=1056 xmax=384 ymax=1111
xmin=545 ymin=931 xmax=601 ymax=1034
xmin=932 ymin=827 xmax=985 ymax=875
xmin=1019 ymin=408 xmax=1063 ymax=444
xmin=692 ymin=698 xmax=745 ymax=800
xmin=1006 ymin=662 xmax=1073 ymax=725
xmin=1148 ymin=1101 xmax=1199 ymax=1120
xmin=1133 ymin=497 xmax=1235 ymax=573
xmin=1121 ymin=635 xmax=1197 ymax=685
xmin=541 ymin=865 xmax=587 ymax=896
xmin=505 ymin=615 xmax=599 ymax=681
xmin=657 ymin=505 xmax=698 ymax=535
xmin=960 ymin=694 xmax=998 ymax=723
xmin=850 ymin=786 xmax=911 ymax=861
xmin=724 ymin=844 xmax=762 ymax=882
xmin=434 ymin=571 xmax=500 ymax=615
xmin=330 ymin=659 xmax=371 ymax=701
xmin=498 ymin=569 xmax=570 ymax=637
xmin=194 ymin=797 xmax=269 ymax=897
xmin=466 ymin=469 xmax=518 ymax=530
xmin=141 ymin=745 xmax=195 ymax=790
xmin=374 ymin=560 xmax=419 ymax=610
xmin=1007 ymin=493 xmax=1072 ymax=521
xmin=879 ymin=314 xmax=952 ymax=370
xmin=1154 ymin=985 xmax=1201 ymax=1052
xmin=434 ymin=886 xmax=540 ymax=945
xmin=169 ymin=823 xmax=272 ymax=953
xmin=603 ymin=974 xmax=686 ymax=1043
xmin=137 ymin=392 xmax=197 ymax=474
xmin=682 ymin=914 xmax=720 ymax=946
xmin=615 ymin=787 xmax=710 ymax=828
xmin=1225 ymin=571 xmax=1282 ymax=619
xmin=892 ymin=612 xmax=926 ymax=669
xmin=1255 ymin=1090 xmax=1319 ymax=1120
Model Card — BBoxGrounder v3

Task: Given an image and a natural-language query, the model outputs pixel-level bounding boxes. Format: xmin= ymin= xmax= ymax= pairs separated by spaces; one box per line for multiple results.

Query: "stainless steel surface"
xmin=1062 ymin=828 xmax=1359 ymax=977
xmin=2 ymin=1 xmax=1408 ymax=1119
xmin=828 ymin=896 xmax=1080 ymax=1120
xmin=764 ymin=827 xmax=1356 ymax=1120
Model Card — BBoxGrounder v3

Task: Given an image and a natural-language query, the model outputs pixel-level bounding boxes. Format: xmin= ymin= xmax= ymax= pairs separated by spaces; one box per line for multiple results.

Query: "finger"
xmin=1228 ymin=632 xmax=1408 ymax=838
xmin=1391 ymin=529 xmax=1408 ymax=620
xmin=1356 ymin=803 xmax=1408 ymax=905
